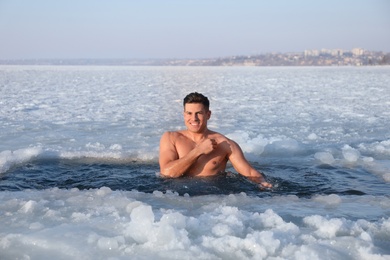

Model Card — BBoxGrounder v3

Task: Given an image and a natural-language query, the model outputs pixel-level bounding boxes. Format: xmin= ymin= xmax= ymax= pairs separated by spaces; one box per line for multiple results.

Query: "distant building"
xmin=352 ymin=48 xmax=364 ymax=56
xmin=305 ymin=48 xmax=343 ymax=57
xmin=304 ymin=49 xmax=320 ymax=57
xmin=330 ymin=49 xmax=343 ymax=56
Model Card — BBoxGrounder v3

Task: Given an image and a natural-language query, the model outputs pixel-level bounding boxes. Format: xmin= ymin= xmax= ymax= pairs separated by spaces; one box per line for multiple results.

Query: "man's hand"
xmin=259 ymin=181 xmax=273 ymax=189
xmin=247 ymin=176 xmax=273 ymax=189
xmin=196 ymin=138 xmax=218 ymax=155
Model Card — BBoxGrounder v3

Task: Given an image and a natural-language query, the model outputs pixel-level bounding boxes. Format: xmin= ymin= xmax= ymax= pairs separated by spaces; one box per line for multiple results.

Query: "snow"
xmin=0 ymin=188 xmax=389 ymax=259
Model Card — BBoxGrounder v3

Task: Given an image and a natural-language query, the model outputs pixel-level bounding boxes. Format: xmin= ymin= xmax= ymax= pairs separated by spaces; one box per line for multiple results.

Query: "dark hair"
xmin=183 ymin=92 xmax=210 ymax=110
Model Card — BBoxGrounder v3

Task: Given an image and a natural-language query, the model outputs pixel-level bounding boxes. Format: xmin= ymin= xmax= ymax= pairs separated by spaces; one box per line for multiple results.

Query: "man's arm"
xmin=227 ymin=139 xmax=272 ymax=188
xmin=159 ymin=132 xmax=216 ymax=178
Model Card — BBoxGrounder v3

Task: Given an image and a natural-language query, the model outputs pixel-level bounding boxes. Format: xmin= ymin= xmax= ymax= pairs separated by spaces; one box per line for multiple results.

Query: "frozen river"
xmin=0 ymin=65 xmax=389 ymax=259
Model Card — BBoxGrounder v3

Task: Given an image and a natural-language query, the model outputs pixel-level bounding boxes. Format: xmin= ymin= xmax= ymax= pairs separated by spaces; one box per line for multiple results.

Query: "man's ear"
xmin=207 ymin=110 xmax=211 ymax=119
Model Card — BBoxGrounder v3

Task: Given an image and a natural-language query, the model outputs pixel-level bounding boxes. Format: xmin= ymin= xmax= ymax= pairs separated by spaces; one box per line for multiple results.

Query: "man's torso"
xmin=173 ymin=131 xmax=230 ymax=177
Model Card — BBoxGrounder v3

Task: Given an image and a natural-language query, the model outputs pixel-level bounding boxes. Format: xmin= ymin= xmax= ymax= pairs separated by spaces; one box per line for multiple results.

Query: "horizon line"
xmin=1 ymin=49 xmax=389 ymax=61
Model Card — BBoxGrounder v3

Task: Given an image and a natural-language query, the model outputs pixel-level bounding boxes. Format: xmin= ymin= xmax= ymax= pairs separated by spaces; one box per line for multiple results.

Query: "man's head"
xmin=183 ymin=92 xmax=211 ymax=133
xmin=183 ymin=92 xmax=210 ymax=111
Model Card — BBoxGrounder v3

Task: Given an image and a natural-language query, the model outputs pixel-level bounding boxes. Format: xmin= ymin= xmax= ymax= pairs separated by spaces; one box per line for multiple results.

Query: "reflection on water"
xmin=0 ymin=159 xmax=388 ymax=197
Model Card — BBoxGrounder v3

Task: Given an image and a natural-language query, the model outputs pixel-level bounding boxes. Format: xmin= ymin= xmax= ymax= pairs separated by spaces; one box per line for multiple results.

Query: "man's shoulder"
xmin=209 ymin=131 xmax=240 ymax=150
xmin=163 ymin=130 xmax=186 ymax=136
xmin=208 ymin=131 xmax=230 ymax=141
xmin=161 ymin=130 xmax=186 ymax=141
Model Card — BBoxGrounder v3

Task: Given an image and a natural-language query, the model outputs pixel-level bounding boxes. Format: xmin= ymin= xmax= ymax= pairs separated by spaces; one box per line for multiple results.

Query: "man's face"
xmin=183 ymin=103 xmax=211 ymax=133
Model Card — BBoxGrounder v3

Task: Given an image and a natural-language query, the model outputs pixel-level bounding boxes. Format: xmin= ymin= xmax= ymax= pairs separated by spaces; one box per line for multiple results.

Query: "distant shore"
xmin=1 ymin=49 xmax=389 ymax=66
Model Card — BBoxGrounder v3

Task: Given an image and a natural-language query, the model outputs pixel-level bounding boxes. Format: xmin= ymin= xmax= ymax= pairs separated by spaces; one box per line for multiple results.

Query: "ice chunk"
xmin=383 ymin=173 xmax=390 ymax=182
xmin=19 ymin=200 xmax=37 ymax=214
xmin=125 ymin=204 xmax=155 ymax=243
xmin=226 ymin=131 xmax=267 ymax=155
xmin=212 ymin=223 xmax=231 ymax=237
xmin=265 ymin=139 xmax=301 ymax=155
xmin=109 ymin=144 xmax=122 ymax=150
xmin=314 ymin=152 xmax=335 ymax=165
xmin=303 ymin=215 xmax=345 ymax=239
xmin=130 ymin=204 xmax=155 ymax=223
xmin=95 ymin=187 xmax=112 ymax=197
xmin=0 ymin=147 xmax=42 ymax=173
xmin=71 ymin=212 xmax=91 ymax=222
xmin=342 ymin=145 xmax=360 ymax=163
xmin=29 ymin=222 xmax=44 ymax=230
xmin=97 ymin=236 xmax=124 ymax=250
xmin=313 ymin=194 xmax=342 ymax=206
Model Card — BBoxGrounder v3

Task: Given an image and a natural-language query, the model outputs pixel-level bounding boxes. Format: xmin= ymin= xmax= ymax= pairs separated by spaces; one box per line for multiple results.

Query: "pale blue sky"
xmin=0 ymin=0 xmax=389 ymax=59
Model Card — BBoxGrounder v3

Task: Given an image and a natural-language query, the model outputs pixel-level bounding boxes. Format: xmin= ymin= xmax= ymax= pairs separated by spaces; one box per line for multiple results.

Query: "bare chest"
xmin=176 ymin=140 xmax=228 ymax=176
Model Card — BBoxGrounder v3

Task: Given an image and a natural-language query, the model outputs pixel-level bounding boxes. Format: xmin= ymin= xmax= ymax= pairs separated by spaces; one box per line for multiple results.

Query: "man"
xmin=159 ymin=92 xmax=272 ymax=189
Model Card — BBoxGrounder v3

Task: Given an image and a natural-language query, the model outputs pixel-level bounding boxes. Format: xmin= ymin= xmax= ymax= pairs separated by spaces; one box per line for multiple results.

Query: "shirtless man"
xmin=159 ymin=92 xmax=272 ymax=188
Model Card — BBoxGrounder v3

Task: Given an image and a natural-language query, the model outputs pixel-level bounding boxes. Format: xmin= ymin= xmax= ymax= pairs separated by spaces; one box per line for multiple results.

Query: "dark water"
xmin=1 ymin=159 xmax=388 ymax=197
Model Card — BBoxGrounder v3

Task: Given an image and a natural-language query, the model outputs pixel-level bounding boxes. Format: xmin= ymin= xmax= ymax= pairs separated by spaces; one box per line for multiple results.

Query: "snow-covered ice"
xmin=1 ymin=65 xmax=389 ymax=259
